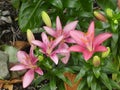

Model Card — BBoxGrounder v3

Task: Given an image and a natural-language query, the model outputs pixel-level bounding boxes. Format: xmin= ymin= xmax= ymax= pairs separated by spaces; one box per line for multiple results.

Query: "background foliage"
xmin=11 ymin=0 xmax=120 ymax=90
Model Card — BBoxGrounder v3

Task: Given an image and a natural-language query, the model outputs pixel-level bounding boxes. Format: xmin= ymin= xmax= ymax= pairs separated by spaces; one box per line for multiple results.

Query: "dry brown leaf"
xmin=3 ymin=84 xmax=13 ymax=90
xmin=64 ymin=72 xmax=81 ymax=90
xmin=11 ymin=41 xmax=30 ymax=50
xmin=0 ymin=79 xmax=22 ymax=84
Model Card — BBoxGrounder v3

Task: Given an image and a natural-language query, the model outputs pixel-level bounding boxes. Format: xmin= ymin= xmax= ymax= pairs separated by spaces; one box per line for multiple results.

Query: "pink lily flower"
xmin=69 ymin=21 xmax=112 ymax=61
xmin=32 ymin=32 xmax=68 ymax=64
xmin=43 ymin=16 xmax=77 ymax=64
xmin=10 ymin=47 xmax=43 ymax=88
xmin=43 ymin=16 xmax=78 ymax=43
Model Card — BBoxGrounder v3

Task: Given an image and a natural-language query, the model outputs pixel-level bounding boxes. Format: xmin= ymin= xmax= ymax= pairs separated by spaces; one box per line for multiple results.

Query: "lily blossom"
xmin=32 ymin=32 xmax=68 ymax=64
xmin=43 ymin=16 xmax=78 ymax=43
xmin=10 ymin=47 xmax=43 ymax=88
xmin=69 ymin=21 xmax=112 ymax=61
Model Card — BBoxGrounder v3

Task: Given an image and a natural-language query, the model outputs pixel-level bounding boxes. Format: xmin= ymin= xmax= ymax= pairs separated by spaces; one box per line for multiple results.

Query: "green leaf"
xmin=109 ymin=79 xmax=120 ymax=89
xmin=57 ymin=80 xmax=65 ymax=90
xmin=91 ymin=80 xmax=97 ymax=90
xmin=79 ymin=0 xmax=93 ymax=12
xmin=77 ymin=79 xmax=86 ymax=90
xmin=53 ymin=69 xmax=72 ymax=86
xmin=112 ymin=33 xmax=119 ymax=44
xmin=100 ymin=73 xmax=112 ymax=90
xmin=63 ymin=0 xmax=80 ymax=8
xmin=11 ymin=0 xmax=21 ymax=9
xmin=102 ymin=59 xmax=119 ymax=74
xmin=39 ymin=83 xmax=50 ymax=90
xmin=47 ymin=0 xmax=63 ymax=9
xmin=93 ymin=67 xmax=101 ymax=78
xmin=19 ymin=0 xmax=47 ymax=32
xmin=87 ymin=75 xmax=93 ymax=87
xmin=96 ymin=0 xmax=117 ymax=10
xmin=96 ymin=84 xmax=101 ymax=90
xmin=74 ymin=68 xmax=86 ymax=82
xmin=61 ymin=67 xmax=75 ymax=74
xmin=50 ymin=76 xmax=56 ymax=90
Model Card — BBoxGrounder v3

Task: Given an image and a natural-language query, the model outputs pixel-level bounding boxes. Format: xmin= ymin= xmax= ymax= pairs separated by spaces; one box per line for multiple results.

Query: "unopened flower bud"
xmin=27 ymin=29 xmax=35 ymax=45
xmin=38 ymin=55 xmax=44 ymax=62
xmin=94 ymin=11 xmax=107 ymax=22
xmin=114 ymin=19 xmax=118 ymax=24
xmin=105 ymin=8 xmax=113 ymax=18
xmin=102 ymin=47 xmax=110 ymax=58
xmin=41 ymin=11 xmax=52 ymax=27
xmin=93 ymin=56 xmax=100 ymax=67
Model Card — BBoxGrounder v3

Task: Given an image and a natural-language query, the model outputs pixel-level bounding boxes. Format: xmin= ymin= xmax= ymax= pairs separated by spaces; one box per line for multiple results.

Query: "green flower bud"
xmin=93 ymin=56 xmax=100 ymax=67
xmin=94 ymin=11 xmax=107 ymax=22
xmin=41 ymin=11 xmax=51 ymax=27
xmin=102 ymin=47 xmax=110 ymax=58
xmin=114 ymin=19 xmax=118 ymax=24
xmin=106 ymin=8 xmax=113 ymax=18
xmin=38 ymin=55 xmax=44 ymax=62
xmin=27 ymin=29 xmax=35 ymax=45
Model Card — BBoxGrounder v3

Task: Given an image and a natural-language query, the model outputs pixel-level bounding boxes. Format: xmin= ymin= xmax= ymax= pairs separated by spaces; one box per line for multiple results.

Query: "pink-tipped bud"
xmin=41 ymin=11 xmax=52 ymax=27
xmin=93 ymin=56 xmax=100 ymax=67
xmin=94 ymin=11 xmax=107 ymax=22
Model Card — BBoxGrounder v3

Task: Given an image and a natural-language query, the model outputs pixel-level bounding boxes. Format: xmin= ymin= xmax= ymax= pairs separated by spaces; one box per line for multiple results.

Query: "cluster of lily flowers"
xmin=10 ymin=14 xmax=112 ymax=88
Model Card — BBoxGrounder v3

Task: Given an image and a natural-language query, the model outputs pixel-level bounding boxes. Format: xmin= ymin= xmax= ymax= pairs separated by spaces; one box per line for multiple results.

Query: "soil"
xmin=0 ymin=0 xmax=37 ymax=90
xmin=0 ymin=0 xmax=26 ymax=45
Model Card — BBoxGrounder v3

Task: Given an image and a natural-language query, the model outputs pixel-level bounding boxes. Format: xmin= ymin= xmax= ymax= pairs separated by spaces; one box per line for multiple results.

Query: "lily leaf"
xmin=93 ymin=67 xmax=101 ymax=78
xmin=96 ymin=0 xmax=117 ymax=10
xmin=74 ymin=67 xmax=86 ymax=82
xmin=19 ymin=0 xmax=48 ymax=32
xmin=50 ymin=76 xmax=56 ymax=90
xmin=87 ymin=74 xmax=93 ymax=87
xmin=100 ymin=73 xmax=112 ymax=90
xmin=47 ymin=0 xmax=63 ymax=9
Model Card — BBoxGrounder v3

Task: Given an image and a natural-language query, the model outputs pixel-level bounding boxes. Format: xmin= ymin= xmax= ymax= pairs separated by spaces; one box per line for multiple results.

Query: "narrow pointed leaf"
xmin=47 ymin=0 xmax=63 ymax=9
xmin=50 ymin=76 xmax=56 ymax=90
xmin=87 ymin=74 xmax=93 ymax=87
xmin=74 ymin=68 xmax=86 ymax=82
xmin=91 ymin=80 xmax=97 ymax=90
xmin=77 ymin=79 xmax=86 ymax=90
xmin=110 ymin=79 xmax=120 ymax=89
xmin=93 ymin=67 xmax=101 ymax=78
xmin=100 ymin=73 xmax=112 ymax=90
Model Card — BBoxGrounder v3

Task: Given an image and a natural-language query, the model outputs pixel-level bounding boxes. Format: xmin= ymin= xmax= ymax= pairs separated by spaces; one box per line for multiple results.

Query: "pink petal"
xmin=95 ymin=45 xmax=107 ymax=52
xmin=35 ymin=67 xmax=43 ymax=75
xmin=87 ymin=21 xmax=94 ymax=42
xmin=23 ymin=70 xmax=34 ymax=88
xmin=50 ymin=54 xmax=59 ymax=64
xmin=17 ymin=51 xmax=29 ymax=65
xmin=54 ymin=44 xmax=69 ymax=54
xmin=83 ymin=50 xmax=93 ymax=61
xmin=56 ymin=16 xmax=62 ymax=31
xmin=32 ymin=40 xmax=44 ymax=48
xmin=70 ymin=30 xmax=86 ymax=46
xmin=63 ymin=21 xmax=78 ymax=32
xmin=43 ymin=26 xmax=56 ymax=37
xmin=69 ymin=45 xmax=85 ymax=52
xmin=29 ymin=47 xmax=37 ymax=63
xmin=65 ymin=38 xmax=76 ymax=43
xmin=61 ymin=52 xmax=70 ymax=64
xmin=10 ymin=64 xmax=28 ymax=71
xmin=51 ymin=36 xmax=63 ymax=50
xmin=41 ymin=32 xmax=50 ymax=46
xmin=93 ymin=33 xmax=112 ymax=46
